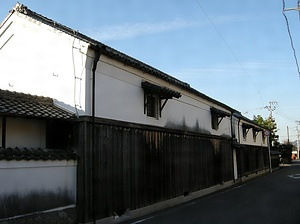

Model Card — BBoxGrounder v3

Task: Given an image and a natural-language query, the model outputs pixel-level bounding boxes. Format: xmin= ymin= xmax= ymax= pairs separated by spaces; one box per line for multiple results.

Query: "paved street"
xmin=124 ymin=162 xmax=300 ymax=224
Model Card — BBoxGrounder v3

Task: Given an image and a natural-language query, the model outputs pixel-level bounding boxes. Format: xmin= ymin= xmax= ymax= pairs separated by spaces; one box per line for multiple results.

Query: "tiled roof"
xmin=0 ymin=147 xmax=77 ymax=161
xmin=0 ymin=89 xmax=75 ymax=120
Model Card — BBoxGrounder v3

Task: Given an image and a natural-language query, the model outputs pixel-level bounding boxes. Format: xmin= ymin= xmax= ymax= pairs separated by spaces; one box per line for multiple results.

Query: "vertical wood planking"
xmin=76 ymin=120 xmax=269 ymax=221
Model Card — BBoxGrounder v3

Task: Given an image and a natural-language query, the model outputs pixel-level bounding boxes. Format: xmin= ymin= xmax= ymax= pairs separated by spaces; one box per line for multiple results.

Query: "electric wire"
xmin=194 ymin=0 xmax=265 ymax=106
xmin=282 ymin=0 xmax=300 ymax=77
xmin=275 ymin=102 xmax=299 ymax=122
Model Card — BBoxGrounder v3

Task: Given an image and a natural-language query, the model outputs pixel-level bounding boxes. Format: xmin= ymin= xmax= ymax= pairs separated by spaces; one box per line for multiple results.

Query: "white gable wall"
xmin=0 ymin=12 xmax=89 ymax=115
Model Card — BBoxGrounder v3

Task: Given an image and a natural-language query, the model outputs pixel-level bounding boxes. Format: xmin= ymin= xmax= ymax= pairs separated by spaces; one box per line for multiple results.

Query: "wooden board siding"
xmin=236 ymin=145 xmax=269 ymax=178
xmin=76 ymin=119 xmax=234 ymax=222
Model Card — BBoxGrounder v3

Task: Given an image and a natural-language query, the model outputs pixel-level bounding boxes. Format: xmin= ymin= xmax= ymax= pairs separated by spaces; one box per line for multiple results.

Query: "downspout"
xmin=91 ymin=45 xmax=101 ymax=224
xmin=237 ymin=118 xmax=241 ymax=144
xmin=236 ymin=116 xmax=241 ymax=179
xmin=230 ymin=113 xmax=236 ymax=180
xmin=92 ymin=46 xmax=101 ymax=119
xmin=232 ymin=112 xmax=241 ymax=181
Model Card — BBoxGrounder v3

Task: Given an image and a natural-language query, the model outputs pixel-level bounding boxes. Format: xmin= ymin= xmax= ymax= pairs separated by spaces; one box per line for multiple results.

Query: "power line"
xmin=282 ymin=0 xmax=300 ymax=78
xmin=275 ymin=102 xmax=299 ymax=122
xmin=194 ymin=0 xmax=265 ymax=105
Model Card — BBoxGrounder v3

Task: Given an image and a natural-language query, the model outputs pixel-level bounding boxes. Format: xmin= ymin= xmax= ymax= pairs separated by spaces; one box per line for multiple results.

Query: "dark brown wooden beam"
xmin=2 ymin=116 xmax=6 ymax=148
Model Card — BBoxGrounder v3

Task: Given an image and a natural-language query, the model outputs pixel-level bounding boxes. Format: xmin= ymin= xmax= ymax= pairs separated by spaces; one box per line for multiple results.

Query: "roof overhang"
xmin=141 ymin=81 xmax=181 ymax=99
xmin=210 ymin=107 xmax=231 ymax=118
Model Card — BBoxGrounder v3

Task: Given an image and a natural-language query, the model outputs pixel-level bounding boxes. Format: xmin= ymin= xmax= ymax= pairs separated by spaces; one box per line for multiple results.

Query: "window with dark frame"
xmin=145 ymin=93 xmax=158 ymax=118
xmin=211 ymin=112 xmax=219 ymax=130
xmin=210 ymin=107 xmax=231 ymax=131
xmin=141 ymin=81 xmax=181 ymax=119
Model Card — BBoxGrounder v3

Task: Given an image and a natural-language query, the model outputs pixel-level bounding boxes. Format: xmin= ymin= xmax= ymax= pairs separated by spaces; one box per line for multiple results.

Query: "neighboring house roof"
xmin=0 ymin=89 xmax=75 ymax=120
xmin=10 ymin=3 xmax=236 ymax=113
xmin=0 ymin=147 xmax=77 ymax=161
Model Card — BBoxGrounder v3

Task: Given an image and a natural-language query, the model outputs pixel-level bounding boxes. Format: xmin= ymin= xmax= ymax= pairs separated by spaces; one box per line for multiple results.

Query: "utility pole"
xmin=296 ymin=127 xmax=300 ymax=159
xmin=296 ymin=121 xmax=300 ymax=159
xmin=264 ymin=101 xmax=277 ymax=172
xmin=264 ymin=101 xmax=277 ymax=119
xmin=287 ymin=126 xmax=290 ymax=144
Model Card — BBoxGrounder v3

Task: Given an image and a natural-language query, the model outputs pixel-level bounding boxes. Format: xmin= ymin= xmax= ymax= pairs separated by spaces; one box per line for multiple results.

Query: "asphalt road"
xmin=124 ymin=162 xmax=300 ymax=224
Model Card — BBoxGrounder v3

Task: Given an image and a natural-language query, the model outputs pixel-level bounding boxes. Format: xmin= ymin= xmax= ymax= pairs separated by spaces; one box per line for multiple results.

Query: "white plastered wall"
xmin=239 ymin=122 xmax=267 ymax=147
xmin=0 ymin=160 xmax=77 ymax=197
xmin=0 ymin=12 xmax=89 ymax=115
xmin=93 ymin=55 xmax=232 ymax=137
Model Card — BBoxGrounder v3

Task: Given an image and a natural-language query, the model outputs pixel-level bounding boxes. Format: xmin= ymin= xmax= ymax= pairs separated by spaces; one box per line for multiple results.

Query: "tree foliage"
xmin=253 ymin=115 xmax=294 ymax=163
xmin=253 ymin=115 xmax=279 ymax=145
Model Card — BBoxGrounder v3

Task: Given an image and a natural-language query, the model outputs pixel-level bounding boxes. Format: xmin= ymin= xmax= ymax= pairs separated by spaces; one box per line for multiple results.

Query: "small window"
xmin=210 ymin=107 xmax=230 ymax=131
xmin=211 ymin=113 xmax=219 ymax=130
xmin=141 ymin=81 xmax=181 ymax=119
xmin=145 ymin=93 xmax=159 ymax=118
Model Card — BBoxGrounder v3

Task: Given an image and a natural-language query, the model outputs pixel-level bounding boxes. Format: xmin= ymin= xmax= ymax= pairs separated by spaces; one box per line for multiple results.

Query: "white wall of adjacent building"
xmin=0 ymin=159 xmax=77 ymax=219
xmin=0 ymin=160 xmax=77 ymax=198
xmin=0 ymin=12 xmax=90 ymax=116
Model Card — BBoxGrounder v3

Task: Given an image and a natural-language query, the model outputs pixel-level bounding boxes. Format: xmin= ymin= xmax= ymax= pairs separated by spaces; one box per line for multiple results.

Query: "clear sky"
xmin=1 ymin=0 xmax=300 ymax=142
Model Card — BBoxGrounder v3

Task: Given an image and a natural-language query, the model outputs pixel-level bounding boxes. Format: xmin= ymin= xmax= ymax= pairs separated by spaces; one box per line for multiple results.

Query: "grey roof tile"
xmin=0 ymin=89 xmax=75 ymax=120
xmin=0 ymin=147 xmax=77 ymax=161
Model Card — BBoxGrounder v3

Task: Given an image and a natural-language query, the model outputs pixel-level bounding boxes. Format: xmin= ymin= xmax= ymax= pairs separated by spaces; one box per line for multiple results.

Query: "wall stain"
xmin=164 ymin=118 xmax=211 ymax=135
xmin=0 ymin=190 xmax=75 ymax=219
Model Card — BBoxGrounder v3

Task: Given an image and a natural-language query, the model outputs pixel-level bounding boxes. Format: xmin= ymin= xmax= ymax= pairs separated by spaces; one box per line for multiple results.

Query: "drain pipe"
xmin=92 ymin=47 xmax=101 ymax=119
xmin=232 ymin=112 xmax=242 ymax=180
xmin=91 ymin=45 xmax=101 ymax=224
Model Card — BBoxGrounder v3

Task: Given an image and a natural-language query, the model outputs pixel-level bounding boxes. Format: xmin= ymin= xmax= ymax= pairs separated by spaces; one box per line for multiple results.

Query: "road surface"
xmin=124 ymin=162 xmax=300 ymax=224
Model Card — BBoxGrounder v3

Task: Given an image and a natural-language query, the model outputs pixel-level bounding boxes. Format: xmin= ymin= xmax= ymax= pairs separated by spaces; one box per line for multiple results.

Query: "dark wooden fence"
xmin=236 ymin=145 xmax=269 ymax=178
xmin=75 ymin=118 xmax=267 ymax=222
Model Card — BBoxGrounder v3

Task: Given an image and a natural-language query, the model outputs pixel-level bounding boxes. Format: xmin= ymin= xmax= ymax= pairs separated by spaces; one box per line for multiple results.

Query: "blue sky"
xmin=1 ymin=0 xmax=300 ymax=142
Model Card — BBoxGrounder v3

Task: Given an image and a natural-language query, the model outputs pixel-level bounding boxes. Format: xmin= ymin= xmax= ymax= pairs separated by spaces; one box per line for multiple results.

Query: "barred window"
xmin=142 ymin=81 xmax=181 ymax=119
xmin=145 ymin=93 xmax=158 ymax=118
